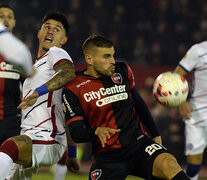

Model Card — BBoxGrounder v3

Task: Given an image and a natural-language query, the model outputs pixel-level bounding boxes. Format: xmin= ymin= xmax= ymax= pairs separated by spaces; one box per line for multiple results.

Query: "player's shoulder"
xmin=48 ymin=46 xmax=68 ymax=55
xmin=115 ymin=61 xmax=128 ymax=70
xmin=64 ymin=71 xmax=86 ymax=90
xmin=115 ymin=61 xmax=132 ymax=74
xmin=48 ymin=46 xmax=72 ymax=61
xmin=190 ymin=41 xmax=207 ymax=53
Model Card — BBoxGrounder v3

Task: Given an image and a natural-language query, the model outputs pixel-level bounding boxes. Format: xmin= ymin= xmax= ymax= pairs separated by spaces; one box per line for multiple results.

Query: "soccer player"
xmin=175 ymin=41 xmax=207 ymax=180
xmin=63 ymin=35 xmax=190 ymax=180
xmin=0 ymin=10 xmax=79 ymax=179
xmin=0 ymin=5 xmax=32 ymax=77
xmin=0 ymin=3 xmax=29 ymax=146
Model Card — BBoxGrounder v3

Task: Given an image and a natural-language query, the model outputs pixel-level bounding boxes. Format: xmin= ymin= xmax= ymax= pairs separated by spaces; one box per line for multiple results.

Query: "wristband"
xmin=35 ymin=84 xmax=48 ymax=96
xmin=68 ymin=145 xmax=77 ymax=158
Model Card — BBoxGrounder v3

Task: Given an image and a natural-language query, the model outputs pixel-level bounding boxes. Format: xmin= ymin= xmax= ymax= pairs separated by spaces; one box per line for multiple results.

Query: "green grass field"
xmin=32 ymin=172 xmax=143 ymax=180
xmin=32 ymin=172 xmax=207 ymax=180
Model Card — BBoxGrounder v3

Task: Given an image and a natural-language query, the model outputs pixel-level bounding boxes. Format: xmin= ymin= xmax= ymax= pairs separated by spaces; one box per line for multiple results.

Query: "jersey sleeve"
xmin=62 ymin=88 xmax=84 ymax=125
xmin=178 ymin=44 xmax=200 ymax=72
xmin=62 ymin=87 xmax=97 ymax=143
xmin=48 ymin=47 xmax=73 ymax=69
xmin=0 ymin=26 xmax=33 ymax=76
xmin=126 ymin=63 xmax=135 ymax=90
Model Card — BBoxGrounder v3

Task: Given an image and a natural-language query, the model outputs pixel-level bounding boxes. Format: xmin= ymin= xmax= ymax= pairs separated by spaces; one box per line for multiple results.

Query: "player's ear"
xmin=61 ymin=36 xmax=68 ymax=45
xmin=85 ymin=54 xmax=93 ymax=66
xmin=37 ymin=30 xmax=40 ymax=39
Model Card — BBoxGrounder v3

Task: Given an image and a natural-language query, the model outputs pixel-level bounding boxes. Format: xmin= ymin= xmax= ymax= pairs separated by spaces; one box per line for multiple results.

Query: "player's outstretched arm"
xmin=0 ymin=23 xmax=33 ymax=77
xmin=18 ymin=60 xmax=76 ymax=109
xmin=179 ymin=101 xmax=194 ymax=119
xmin=175 ymin=65 xmax=194 ymax=119
xmin=45 ymin=60 xmax=76 ymax=91
xmin=65 ymin=124 xmax=80 ymax=173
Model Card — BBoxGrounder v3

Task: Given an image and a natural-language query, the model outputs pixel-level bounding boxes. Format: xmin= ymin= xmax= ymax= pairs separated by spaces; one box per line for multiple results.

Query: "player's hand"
xmin=95 ymin=127 xmax=121 ymax=148
xmin=179 ymin=101 xmax=194 ymax=119
xmin=153 ymin=136 xmax=162 ymax=145
xmin=18 ymin=91 xmax=39 ymax=109
xmin=66 ymin=157 xmax=80 ymax=173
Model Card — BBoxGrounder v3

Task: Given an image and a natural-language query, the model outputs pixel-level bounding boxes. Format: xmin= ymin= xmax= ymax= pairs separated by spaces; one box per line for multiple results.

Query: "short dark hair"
xmin=0 ymin=3 xmax=14 ymax=12
xmin=42 ymin=10 xmax=69 ymax=36
xmin=82 ymin=35 xmax=113 ymax=54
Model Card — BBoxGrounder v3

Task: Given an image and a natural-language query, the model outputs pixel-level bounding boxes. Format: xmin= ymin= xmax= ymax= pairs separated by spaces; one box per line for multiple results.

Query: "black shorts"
xmin=89 ymin=135 xmax=168 ymax=180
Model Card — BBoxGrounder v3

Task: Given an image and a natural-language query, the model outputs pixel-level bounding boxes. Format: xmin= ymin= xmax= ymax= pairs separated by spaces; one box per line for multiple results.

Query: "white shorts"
xmin=7 ymin=130 xmax=66 ymax=180
xmin=185 ymin=120 xmax=207 ymax=155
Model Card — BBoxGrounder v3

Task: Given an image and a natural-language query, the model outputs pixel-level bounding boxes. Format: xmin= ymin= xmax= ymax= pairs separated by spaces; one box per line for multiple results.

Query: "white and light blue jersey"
xmin=179 ymin=41 xmax=207 ymax=124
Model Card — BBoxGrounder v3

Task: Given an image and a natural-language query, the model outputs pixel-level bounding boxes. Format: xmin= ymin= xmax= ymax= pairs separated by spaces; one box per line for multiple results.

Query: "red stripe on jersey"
xmin=66 ymin=116 xmax=84 ymax=125
xmin=50 ymin=105 xmax=57 ymax=138
xmin=47 ymin=92 xmax=53 ymax=107
xmin=23 ymin=89 xmax=32 ymax=99
xmin=32 ymin=140 xmax=58 ymax=144
xmin=36 ymin=52 xmax=48 ymax=61
xmin=53 ymin=59 xmax=70 ymax=69
xmin=126 ymin=64 xmax=135 ymax=90
xmin=23 ymin=117 xmax=52 ymax=133
xmin=0 ymin=55 xmax=5 ymax=120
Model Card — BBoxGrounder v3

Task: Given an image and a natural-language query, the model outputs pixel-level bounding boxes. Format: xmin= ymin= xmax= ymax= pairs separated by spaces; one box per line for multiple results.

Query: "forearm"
xmin=45 ymin=61 xmax=76 ymax=92
xmin=131 ymin=87 xmax=159 ymax=138
xmin=68 ymin=121 xmax=97 ymax=143
xmin=66 ymin=124 xmax=76 ymax=146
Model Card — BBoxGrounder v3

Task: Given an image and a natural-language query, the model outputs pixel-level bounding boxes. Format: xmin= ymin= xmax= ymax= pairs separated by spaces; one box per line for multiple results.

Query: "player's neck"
xmin=84 ymin=68 xmax=101 ymax=78
xmin=37 ymin=47 xmax=48 ymax=59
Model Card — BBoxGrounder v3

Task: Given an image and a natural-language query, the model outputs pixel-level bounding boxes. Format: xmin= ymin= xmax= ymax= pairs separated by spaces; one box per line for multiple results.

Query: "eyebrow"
xmin=44 ymin=22 xmax=62 ymax=30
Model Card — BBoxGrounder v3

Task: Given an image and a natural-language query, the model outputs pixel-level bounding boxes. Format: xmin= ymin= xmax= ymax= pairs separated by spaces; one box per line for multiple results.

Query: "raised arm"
xmin=0 ymin=23 xmax=33 ymax=76
xmin=18 ymin=60 xmax=76 ymax=109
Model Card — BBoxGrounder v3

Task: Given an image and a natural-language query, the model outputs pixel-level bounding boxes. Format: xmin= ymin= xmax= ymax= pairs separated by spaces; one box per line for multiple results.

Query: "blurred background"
xmin=2 ymin=0 xmax=207 ymax=178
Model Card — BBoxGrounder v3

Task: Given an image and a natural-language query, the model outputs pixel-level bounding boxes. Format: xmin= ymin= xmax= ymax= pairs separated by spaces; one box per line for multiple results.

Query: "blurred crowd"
xmin=3 ymin=0 xmax=207 ymax=166
xmin=2 ymin=0 xmax=207 ymax=65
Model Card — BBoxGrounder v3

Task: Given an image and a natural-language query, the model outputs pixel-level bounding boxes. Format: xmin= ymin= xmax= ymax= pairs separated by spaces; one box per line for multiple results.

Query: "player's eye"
xmin=54 ymin=28 xmax=60 ymax=32
xmin=104 ymin=54 xmax=111 ymax=59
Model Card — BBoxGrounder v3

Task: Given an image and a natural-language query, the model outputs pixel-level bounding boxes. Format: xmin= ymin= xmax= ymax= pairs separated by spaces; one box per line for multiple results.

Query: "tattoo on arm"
xmin=45 ymin=60 xmax=76 ymax=92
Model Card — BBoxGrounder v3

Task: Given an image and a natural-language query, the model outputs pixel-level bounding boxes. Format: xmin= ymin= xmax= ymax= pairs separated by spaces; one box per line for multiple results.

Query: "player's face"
xmin=0 ymin=7 xmax=15 ymax=32
xmin=91 ymin=47 xmax=115 ymax=78
xmin=38 ymin=19 xmax=67 ymax=52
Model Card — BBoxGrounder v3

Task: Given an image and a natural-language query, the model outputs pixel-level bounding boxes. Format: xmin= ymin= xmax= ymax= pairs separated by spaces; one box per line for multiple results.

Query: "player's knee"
xmin=160 ymin=155 xmax=178 ymax=173
xmin=8 ymin=135 xmax=32 ymax=166
xmin=154 ymin=153 xmax=181 ymax=179
xmin=0 ymin=139 xmax=18 ymax=161
xmin=186 ymin=163 xmax=201 ymax=177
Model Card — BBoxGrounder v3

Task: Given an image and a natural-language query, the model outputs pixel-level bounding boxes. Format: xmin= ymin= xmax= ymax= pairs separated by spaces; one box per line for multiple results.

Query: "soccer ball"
xmin=153 ymin=71 xmax=189 ymax=107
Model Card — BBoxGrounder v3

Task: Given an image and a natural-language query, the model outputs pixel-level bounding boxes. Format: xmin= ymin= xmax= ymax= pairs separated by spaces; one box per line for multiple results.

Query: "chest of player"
xmin=0 ymin=55 xmax=20 ymax=80
xmin=77 ymin=74 xmax=131 ymax=112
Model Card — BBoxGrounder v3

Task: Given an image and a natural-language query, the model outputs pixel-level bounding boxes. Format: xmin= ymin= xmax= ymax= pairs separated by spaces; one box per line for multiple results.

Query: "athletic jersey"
xmin=21 ymin=46 xmax=72 ymax=145
xmin=0 ymin=23 xmax=6 ymax=32
xmin=0 ymin=54 xmax=21 ymax=140
xmin=63 ymin=62 xmax=143 ymax=154
xmin=0 ymin=22 xmax=32 ymax=76
xmin=178 ymin=41 xmax=207 ymax=124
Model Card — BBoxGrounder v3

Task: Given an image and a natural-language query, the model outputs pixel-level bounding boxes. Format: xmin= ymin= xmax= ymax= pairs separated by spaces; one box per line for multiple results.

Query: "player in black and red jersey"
xmin=63 ymin=35 xmax=189 ymax=180
xmin=0 ymin=4 xmax=24 ymax=145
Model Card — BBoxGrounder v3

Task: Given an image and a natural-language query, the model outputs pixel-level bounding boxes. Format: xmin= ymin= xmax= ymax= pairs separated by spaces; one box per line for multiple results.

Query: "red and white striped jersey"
xmin=21 ymin=46 xmax=73 ymax=144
